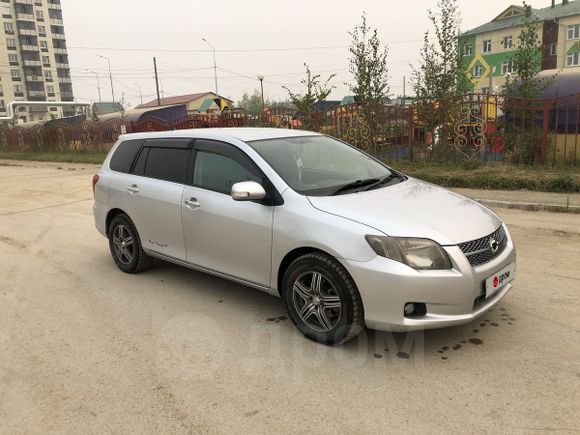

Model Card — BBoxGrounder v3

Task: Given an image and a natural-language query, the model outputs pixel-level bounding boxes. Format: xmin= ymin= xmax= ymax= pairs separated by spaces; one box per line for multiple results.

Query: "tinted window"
xmin=193 ymin=151 xmax=262 ymax=194
xmin=132 ymin=147 xmax=149 ymax=176
xmin=143 ymin=147 xmax=191 ymax=184
xmin=109 ymin=139 xmax=143 ymax=173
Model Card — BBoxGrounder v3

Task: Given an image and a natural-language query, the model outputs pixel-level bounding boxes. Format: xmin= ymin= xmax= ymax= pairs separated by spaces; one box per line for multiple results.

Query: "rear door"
xmin=124 ymin=138 xmax=193 ymax=261
xmin=182 ymin=139 xmax=274 ymax=286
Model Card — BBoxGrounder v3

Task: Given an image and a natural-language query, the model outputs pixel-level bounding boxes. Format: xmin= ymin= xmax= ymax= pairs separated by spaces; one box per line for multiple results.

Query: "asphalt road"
xmin=1 ymin=160 xmax=579 ymax=434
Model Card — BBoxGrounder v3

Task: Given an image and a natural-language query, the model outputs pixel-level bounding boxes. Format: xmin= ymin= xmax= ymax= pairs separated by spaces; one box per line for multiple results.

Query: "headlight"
xmin=365 ymin=235 xmax=452 ymax=270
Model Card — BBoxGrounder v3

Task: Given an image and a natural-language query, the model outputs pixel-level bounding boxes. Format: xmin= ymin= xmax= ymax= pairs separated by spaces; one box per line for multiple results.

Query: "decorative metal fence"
xmin=1 ymin=93 xmax=578 ymax=165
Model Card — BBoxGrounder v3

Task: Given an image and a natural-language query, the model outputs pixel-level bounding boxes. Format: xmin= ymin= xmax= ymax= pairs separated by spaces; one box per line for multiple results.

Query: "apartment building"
xmin=459 ymin=0 xmax=580 ymax=93
xmin=0 ymin=0 xmax=73 ymax=123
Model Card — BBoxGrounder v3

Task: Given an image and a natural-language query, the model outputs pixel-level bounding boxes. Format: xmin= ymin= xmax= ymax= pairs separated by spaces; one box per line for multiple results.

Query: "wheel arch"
xmin=106 ymin=208 xmax=128 ymax=234
xmin=276 ymin=247 xmax=339 ymax=296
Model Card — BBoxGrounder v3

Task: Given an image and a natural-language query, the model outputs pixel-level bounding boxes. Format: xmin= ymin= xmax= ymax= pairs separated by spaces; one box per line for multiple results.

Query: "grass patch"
xmin=389 ymin=161 xmax=580 ymax=193
xmin=0 ymin=151 xmax=106 ymax=164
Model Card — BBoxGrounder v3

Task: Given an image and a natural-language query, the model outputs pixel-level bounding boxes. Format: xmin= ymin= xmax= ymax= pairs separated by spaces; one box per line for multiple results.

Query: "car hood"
xmin=307 ymin=178 xmax=501 ymax=246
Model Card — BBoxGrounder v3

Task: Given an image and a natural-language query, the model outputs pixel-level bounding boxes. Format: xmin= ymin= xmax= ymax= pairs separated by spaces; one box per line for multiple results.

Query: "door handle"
xmin=127 ymin=184 xmax=140 ymax=194
xmin=184 ymin=197 xmax=200 ymax=209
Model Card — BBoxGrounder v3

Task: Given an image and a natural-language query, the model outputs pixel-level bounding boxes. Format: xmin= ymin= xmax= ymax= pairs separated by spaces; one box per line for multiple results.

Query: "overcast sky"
xmin=62 ymin=0 xmax=553 ymax=107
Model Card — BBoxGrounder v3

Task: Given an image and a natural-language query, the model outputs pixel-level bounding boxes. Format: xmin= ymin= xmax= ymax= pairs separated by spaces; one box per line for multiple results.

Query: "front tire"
xmin=108 ymin=214 xmax=153 ymax=273
xmin=282 ymin=252 xmax=364 ymax=345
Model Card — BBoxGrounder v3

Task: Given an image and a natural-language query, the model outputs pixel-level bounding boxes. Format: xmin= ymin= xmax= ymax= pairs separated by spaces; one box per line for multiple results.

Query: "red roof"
xmin=136 ymin=92 xmax=214 ymax=109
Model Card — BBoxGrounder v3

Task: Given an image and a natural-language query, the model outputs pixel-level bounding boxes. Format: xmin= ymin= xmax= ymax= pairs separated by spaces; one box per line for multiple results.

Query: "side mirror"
xmin=231 ymin=181 xmax=266 ymax=201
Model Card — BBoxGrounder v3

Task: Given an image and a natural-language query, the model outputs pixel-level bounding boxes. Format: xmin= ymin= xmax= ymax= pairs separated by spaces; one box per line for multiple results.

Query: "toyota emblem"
xmin=489 ymin=238 xmax=499 ymax=253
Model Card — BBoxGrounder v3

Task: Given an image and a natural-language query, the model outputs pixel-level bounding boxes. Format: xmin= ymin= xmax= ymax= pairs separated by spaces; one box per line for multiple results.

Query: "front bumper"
xmin=343 ymin=226 xmax=517 ymax=332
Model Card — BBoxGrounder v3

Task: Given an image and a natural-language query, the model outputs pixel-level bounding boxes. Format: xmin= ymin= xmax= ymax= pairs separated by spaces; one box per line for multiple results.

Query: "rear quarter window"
xmin=143 ymin=147 xmax=191 ymax=184
xmin=109 ymin=139 xmax=144 ymax=173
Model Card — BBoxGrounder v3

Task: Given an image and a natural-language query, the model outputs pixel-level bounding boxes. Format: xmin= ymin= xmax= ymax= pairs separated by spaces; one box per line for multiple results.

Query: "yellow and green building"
xmin=459 ymin=0 xmax=580 ymax=93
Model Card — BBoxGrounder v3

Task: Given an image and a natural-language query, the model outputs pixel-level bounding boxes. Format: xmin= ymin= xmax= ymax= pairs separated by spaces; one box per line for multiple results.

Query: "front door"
xmin=182 ymin=140 xmax=274 ymax=286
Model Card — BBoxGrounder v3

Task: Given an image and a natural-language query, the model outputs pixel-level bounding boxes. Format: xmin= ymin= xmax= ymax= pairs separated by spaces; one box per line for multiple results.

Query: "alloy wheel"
xmin=112 ymin=224 xmax=135 ymax=265
xmin=292 ymin=271 xmax=342 ymax=332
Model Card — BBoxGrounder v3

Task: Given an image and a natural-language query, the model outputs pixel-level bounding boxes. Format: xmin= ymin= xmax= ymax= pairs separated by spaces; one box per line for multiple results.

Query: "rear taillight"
xmin=92 ymin=175 xmax=100 ymax=197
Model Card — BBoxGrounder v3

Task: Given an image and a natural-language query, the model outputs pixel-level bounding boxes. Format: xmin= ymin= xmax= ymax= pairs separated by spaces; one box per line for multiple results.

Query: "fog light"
xmin=404 ymin=302 xmax=427 ymax=317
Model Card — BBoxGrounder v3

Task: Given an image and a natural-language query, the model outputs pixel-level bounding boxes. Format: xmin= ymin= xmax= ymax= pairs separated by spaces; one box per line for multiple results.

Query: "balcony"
xmin=58 ymin=76 xmax=71 ymax=83
xmin=50 ymin=18 xmax=63 ymax=25
xmin=20 ymin=44 xmax=39 ymax=52
xmin=61 ymin=91 xmax=74 ymax=100
xmin=48 ymin=2 xmax=62 ymax=10
xmin=18 ymin=28 xmax=37 ymax=36
xmin=25 ymin=75 xmax=44 ymax=82
xmin=23 ymin=60 xmax=41 ymax=66
xmin=53 ymin=47 xmax=67 ymax=55
xmin=55 ymin=62 xmax=69 ymax=69
xmin=15 ymin=0 xmax=34 ymax=4
xmin=16 ymin=12 xmax=35 ymax=21
xmin=28 ymin=90 xmax=46 ymax=98
xmin=52 ymin=33 xmax=66 ymax=40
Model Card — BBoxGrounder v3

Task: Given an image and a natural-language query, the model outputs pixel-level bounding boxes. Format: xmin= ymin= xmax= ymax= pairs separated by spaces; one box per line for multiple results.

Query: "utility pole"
xmin=134 ymin=83 xmax=143 ymax=104
xmin=87 ymin=69 xmax=101 ymax=102
xmin=153 ymin=57 xmax=161 ymax=106
xmin=97 ymin=54 xmax=115 ymax=102
xmin=403 ymin=75 xmax=406 ymax=105
xmin=202 ymin=38 xmax=219 ymax=96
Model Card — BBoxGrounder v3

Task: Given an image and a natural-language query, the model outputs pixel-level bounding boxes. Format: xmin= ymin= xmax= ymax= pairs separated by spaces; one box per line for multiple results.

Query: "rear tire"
xmin=282 ymin=252 xmax=364 ymax=345
xmin=108 ymin=214 xmax=153 ymax=273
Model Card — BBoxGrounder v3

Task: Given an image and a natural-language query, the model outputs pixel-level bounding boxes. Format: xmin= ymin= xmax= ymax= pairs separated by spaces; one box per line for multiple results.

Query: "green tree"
xmin=238 ymin=89 xmax=263 ymax=116
xmin=412 ymin=0 xmax=466 ymax=101
xmin=505 ymin=2 xmax=553 ymax=99
xmin=347 ymin=13 xmax=390 ymax=103
xmin=283 ymin=63 xmax=335 ymax=129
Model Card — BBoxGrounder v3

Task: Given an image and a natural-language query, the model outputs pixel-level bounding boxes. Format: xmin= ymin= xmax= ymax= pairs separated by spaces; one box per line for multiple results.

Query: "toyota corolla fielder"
xmin=93 ymin=128 xmax=516 ymax=345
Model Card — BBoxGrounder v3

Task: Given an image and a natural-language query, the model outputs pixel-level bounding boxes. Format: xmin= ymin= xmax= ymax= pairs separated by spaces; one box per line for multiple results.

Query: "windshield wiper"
xmin=362 ymin=173 xmax=404 ymax=191
xmin=330 ymin=178 xmax=381 ymax=196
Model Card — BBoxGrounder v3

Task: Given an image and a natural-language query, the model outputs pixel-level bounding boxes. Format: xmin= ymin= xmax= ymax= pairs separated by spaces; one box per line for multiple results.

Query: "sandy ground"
xmin=1 ymin=160 xmax=579 ymax=434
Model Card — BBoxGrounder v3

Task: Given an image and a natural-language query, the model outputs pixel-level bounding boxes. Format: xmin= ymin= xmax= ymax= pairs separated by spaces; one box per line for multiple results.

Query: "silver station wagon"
xmin=93 ymin=128 xmax=516 ymax=345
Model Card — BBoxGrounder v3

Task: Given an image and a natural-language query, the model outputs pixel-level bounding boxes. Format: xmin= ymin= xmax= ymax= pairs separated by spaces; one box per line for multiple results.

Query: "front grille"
xmin=458 ymin=226 xmax=508 ymax=267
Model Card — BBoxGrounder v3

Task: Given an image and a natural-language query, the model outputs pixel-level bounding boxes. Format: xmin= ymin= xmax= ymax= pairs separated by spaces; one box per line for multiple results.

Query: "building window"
xmin=567 ymin=24 xmax=580 ymax=40
xmin=481 ymin=86 xmax=490 ymax=94
xmin=502 ymin=59 xmax=515 ymax=74
xmin=464 ymin=43 xmax=473 ymax=56
xmin=47 ymin=85 xmax=54 ymax=94
xmin=42 ymin=55 xmax=50 ymax=66
xmin=550 ymin=43 xmax=558 ymax=56
xmin=38 ymin=25 xmax=46 ymax=35
xmin=44 ymin=70 xmax=52 ymax=80
xmin=40 ymin=40 xmax=48 ymax=49
xmin=11 ymin=69 xmax=21 ymax=80
xmin=483 ymin=40 xmax=492 ymax=53
xmin=6 ymin=37 xmax=16 ymax=48
xmin=502 ymin=36 xmax=513 ymax=49
xmin=473 ymin=64 xmax=483 ymax=78
xmin=8 ymin=53 xmax=18 ymax=64
xmin=4 ymin=22 xmax=13 ymax=34
xmin=36 ymin=10 xmax=43 ymax=20
xmin=567 ymin=52 xmax=580 ymax=67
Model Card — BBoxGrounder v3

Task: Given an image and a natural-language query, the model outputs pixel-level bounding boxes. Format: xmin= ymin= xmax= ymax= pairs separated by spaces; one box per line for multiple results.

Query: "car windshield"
xmin=247 ymin=135 xmax=399 ymax=196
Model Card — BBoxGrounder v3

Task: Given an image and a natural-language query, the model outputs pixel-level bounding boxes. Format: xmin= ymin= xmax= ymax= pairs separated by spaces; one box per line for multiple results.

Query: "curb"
xmin=476 ymin=198 xmax=580 ymax=214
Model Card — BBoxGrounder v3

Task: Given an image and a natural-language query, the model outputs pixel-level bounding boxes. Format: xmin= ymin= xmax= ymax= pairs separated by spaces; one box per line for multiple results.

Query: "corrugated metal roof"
xmin=136 ymin=92 xmax=233 ymax=109
xmin=461 ymin=1 xmax=580 ymax=37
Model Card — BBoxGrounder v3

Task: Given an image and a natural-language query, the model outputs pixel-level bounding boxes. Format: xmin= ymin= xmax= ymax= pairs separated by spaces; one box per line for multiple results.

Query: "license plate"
xmin=485 ymin=263 xmax=516 ymax=298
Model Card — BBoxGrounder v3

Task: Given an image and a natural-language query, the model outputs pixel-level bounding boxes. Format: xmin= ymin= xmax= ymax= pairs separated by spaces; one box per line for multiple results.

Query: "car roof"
xmin=117 ymin=127 xmax=321 ymax=143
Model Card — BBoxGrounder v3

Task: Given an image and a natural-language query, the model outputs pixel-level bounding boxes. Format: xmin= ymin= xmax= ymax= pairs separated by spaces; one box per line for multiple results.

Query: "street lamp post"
xmin=257 ymin=73 xmax=265 ymax=125
xmin=202 ymin=38 xmax=219 ymax=96
xmin=87 ymin=69 xmax=101 ymax=102
xmin=97 ymin=54 xmax=115 ymax=102
xmin=257 ymin=72 xmax=265 ymax=113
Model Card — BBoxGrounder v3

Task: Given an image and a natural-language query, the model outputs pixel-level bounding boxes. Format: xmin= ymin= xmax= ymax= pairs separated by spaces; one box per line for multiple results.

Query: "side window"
xmin=132 ymin=147 xmax=149 ymax=176
xmin=143 ymin=147 xmax=191 ymax=184
xmin=109 ymin=139 xmax=143 ymax=173
xmin=193 ymin=151 xmax=262 ymax=194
